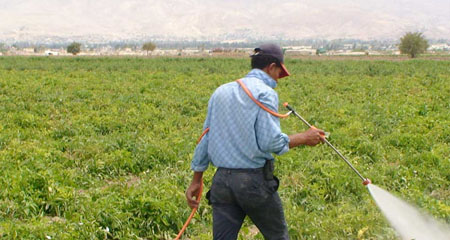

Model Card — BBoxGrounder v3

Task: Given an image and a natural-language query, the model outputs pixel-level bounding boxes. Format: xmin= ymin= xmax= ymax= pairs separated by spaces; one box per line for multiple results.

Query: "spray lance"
xmin=283 ymin=102 xmax=371 ymax=186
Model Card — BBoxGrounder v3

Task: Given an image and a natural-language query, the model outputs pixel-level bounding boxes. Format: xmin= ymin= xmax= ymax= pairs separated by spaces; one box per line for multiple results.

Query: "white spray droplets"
xmin=367 ymin=184 xmax=450 ymax=240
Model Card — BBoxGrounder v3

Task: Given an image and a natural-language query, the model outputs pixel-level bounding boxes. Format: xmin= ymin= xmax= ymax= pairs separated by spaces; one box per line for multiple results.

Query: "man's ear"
xmin=269 ymin=63 xmax=277 ymax=70
xmin=267 ymin=63 xmax=277 ymax=72
xmin=262 ymin=63 xmax=277 ymax=75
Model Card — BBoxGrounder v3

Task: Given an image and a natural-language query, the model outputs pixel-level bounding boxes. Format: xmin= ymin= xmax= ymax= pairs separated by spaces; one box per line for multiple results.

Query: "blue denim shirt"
xmin=191 ymin=69 xmax=290 ymax=171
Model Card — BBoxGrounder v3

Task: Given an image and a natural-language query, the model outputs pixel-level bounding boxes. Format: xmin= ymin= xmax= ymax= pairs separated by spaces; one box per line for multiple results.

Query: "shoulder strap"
xmin=236 ymin=79 xmax=291 ymax=118
xmin=197 ymin=79 xmax=290 ymax=144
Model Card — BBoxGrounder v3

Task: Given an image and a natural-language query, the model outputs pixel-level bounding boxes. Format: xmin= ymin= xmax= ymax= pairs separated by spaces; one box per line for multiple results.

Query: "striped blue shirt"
xmin=191 ymin=69 xmax=290 ymax=172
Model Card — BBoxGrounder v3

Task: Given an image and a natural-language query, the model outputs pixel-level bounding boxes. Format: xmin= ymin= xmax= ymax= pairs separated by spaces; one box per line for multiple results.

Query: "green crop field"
xmin=0 ymin=56 xmax=449 ymax=239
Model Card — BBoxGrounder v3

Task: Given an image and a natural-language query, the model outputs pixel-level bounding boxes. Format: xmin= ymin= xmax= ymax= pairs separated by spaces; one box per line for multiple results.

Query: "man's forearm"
xmin=192 ymin=171 xmax=204 ymax=184
xmin=288 ymin=133 xmax=306 ymax=148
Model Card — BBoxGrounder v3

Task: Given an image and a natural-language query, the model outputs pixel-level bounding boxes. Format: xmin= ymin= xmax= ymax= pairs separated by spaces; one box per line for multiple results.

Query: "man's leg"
xmin=246 ymin=192 xmax=289 ymax=240
xmin=212 ymin=203 xmax=246 ymax=240
xmin=209 ymin=169 xmax=246 ymax=240
xmin=232 ymin=173 xmax=289 ymax=240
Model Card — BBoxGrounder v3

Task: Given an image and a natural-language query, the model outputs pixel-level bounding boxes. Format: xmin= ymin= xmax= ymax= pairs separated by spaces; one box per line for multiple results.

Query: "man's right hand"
xmin=289 ymin=127 xmax=326 ymax=148
xmin=302 ymin=127 xmax=326 ymax=146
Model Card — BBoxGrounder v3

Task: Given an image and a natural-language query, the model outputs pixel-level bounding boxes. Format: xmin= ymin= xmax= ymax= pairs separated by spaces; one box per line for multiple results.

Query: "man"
xmin=185 ymin=43 xmax=325 ymax=239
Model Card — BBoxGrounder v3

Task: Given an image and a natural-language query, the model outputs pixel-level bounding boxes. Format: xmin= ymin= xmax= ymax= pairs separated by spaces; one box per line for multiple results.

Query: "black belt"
xmin=217 ymin=160 xmax=274 ymax=180
xmin=217 ymin=167 xmax=264 ymax=173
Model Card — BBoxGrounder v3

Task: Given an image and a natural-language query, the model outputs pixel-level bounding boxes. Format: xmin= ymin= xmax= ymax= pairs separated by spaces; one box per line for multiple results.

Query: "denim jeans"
xmin=207 ymin=168 xmax=289 ymax=240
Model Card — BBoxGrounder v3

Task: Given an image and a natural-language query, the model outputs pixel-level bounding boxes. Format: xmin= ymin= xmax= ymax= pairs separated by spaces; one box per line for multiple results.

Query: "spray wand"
xmin=283 ymin=102 xmax=371 ymax=186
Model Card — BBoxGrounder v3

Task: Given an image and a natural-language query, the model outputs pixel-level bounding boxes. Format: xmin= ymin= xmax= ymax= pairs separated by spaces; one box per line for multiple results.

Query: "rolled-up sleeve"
xmin=191 ymin=130 xmax=210 ymax=171
xmin=190 ymin=100 xmax=212 ymax=172
xmin=255 ymin=91 xmax=290 ymax=155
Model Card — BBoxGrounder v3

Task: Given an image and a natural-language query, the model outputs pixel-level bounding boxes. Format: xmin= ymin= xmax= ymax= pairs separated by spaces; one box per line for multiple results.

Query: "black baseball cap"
xmin=253 ymin=43 xmax=290 ymax=78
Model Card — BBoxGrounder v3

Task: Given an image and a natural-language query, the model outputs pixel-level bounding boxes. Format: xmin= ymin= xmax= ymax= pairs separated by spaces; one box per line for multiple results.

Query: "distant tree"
xmin=316 ymin=48 xmax=326 ymax=56
xmin=67 ymin=42 xmax=81 ymax=55
xmin=0 ymin=43 xmax=7 ymax=54
xmin=34 ymin=45 xmax=45 ymax=53
xmin=399 ymin=32 xmax=429 ymax=58
xmin=142 ymin=42 xmax=156 ymax=56
xmin=12 ymin=44 xmax=21 ymax=50
xmin=199 ymin=44 xmax=205 ymax=52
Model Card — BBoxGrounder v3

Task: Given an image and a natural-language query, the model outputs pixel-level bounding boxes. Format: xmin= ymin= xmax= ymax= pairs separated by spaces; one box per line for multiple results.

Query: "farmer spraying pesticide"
xmin=184 ymin=43 xmax=325 ymax=240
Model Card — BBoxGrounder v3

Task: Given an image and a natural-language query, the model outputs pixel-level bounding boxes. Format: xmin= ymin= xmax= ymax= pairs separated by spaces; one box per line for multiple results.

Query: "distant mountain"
xmin=1 ymin=0 xmax=449 ymax=43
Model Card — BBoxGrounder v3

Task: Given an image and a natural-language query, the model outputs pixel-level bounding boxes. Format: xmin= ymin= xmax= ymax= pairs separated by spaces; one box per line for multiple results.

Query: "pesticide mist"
xmin=367 ymin=184 xmax=450 ymax=240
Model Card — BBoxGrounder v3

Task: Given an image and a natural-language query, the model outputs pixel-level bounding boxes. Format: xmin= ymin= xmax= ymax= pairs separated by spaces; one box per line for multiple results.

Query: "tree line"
xmin=1 ymin=33 xmax=429 ymax=58
xmin=66 ymin=41 xmax=157 ymax=56
xmin=66 ymin=33 xmax=430 ymax=58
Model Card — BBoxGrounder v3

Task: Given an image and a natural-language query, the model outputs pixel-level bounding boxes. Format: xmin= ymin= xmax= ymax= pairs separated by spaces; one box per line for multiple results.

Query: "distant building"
xmin=183 ymin=48 xmax=201 ymax=55
xmin=285 ymin=46 xmax=313 ymax=50
xmin=343 ymin=44 xmax=354 ymax=50
xmin=429 ymin=44 xmax=449 ymax=51
xmin=367 ymin=51 xmax=381 ymax=55
xmin=23 ymin=48 xmax=35 ymax=53
xmin=285 ymin=49 xmax=316 ymax=55
xmin=339 ymin=51 xmax=366 ymax=56
xmin=284 ymin=46 xmax=315 ymax=55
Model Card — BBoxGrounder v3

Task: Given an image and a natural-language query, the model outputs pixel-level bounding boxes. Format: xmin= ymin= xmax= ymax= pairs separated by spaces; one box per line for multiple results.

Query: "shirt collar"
xmin=245 ymin=68 xmax=277 ymax=89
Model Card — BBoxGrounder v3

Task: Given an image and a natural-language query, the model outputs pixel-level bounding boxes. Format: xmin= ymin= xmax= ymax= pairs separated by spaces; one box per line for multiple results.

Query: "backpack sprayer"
xmin=175 ymin=80 xmax=371 ymax=239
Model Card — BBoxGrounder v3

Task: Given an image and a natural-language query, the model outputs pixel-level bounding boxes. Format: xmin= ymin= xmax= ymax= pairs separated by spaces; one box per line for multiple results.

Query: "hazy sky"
xmin=1 ymin=0 xmax=449 ymax=40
